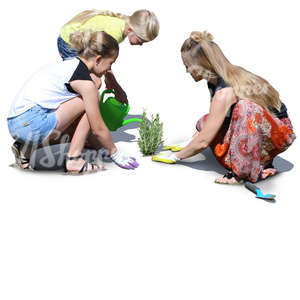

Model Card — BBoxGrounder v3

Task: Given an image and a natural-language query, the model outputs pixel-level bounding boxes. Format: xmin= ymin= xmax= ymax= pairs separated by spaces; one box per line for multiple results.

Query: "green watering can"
xmin=99 ymin=89 xmax=142 ymax=131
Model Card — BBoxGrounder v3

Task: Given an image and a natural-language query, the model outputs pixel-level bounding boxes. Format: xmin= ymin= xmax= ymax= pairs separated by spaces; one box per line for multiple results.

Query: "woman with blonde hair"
xmin=57 ymin=9 xmax=159 ymax=103
xmin=8 ymin=30 xmax=139 ymax=173
xmin=153 ymin=31 xmax=296 ymax=184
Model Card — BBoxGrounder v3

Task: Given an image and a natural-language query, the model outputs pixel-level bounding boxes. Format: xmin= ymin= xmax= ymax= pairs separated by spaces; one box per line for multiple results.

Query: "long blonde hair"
xmin=64 ymin=9 xmax=159 ymax=42
xmin=69 ymin=30 xmax=119 ymax=59
xmin=181 ymin=31 xmax=282 ymax=111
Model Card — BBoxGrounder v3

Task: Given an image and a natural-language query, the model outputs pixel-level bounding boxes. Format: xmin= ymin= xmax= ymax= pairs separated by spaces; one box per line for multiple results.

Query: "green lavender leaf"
xmin=138 ymin=110 xmax=164 ymax=156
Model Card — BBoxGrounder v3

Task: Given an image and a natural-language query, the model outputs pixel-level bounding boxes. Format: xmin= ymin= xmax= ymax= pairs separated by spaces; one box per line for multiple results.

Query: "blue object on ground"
xmin=244 ymin=181 xmax=276 ymax=202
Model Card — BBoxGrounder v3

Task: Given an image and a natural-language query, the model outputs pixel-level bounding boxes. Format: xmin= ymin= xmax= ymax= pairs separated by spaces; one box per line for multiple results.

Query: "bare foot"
xmin=261 ymin=168 xmax=277 ymax=180
xmin=215 ymin=171 xmax=242 ymax=184
xmin=215 ymin=176 xmax=240 ymax=184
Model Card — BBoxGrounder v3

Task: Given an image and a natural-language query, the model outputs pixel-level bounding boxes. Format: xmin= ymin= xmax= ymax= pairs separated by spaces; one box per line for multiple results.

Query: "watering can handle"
xmin=100 ymin=89 xmax=115 ymax=104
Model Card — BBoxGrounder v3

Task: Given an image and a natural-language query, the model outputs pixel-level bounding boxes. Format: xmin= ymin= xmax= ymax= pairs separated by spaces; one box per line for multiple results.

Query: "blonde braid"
xmin=92 ymin=10 xmax=128 ymax=20
xmin=65 ymin=9 xmax=128 ymax=26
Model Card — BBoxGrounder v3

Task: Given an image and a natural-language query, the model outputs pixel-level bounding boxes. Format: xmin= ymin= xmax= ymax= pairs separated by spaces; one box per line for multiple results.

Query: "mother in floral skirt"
xmin=153 ymin=31 xmax=296 ymax=184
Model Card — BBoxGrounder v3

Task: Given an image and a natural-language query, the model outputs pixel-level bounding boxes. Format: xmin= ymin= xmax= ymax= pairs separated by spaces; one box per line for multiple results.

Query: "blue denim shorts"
xmin=7 ymin=105 xmax=57 ymax=145
xmin=57 ymin=36 xmax=78 ymax=61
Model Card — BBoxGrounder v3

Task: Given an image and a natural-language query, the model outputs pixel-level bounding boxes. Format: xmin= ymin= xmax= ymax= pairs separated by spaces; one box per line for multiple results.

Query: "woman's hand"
xmin=152 ymin=152 xmax=180 ymax=164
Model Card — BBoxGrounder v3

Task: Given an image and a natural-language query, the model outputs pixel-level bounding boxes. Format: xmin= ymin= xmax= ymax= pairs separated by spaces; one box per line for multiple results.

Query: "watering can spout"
xmin=122 ymin=118 xmax=142 ymax=126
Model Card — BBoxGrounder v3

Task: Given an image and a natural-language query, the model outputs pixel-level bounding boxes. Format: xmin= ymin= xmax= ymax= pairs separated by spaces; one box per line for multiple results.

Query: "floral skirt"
xmin=196 ymin=99 xmax=296 ymax=182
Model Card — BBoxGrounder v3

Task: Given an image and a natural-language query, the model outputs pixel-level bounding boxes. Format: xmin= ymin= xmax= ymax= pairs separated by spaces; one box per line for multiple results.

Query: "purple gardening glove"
xmin=110 ymin=149 xmax=139 ymax=170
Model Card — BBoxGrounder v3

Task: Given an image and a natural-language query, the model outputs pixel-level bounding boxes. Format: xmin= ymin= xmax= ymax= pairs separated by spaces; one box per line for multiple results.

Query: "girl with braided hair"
xmin=57 ymin=9 xmax=159 ymax=104
xmin=153 ymin=31 xmax=296 ymax=184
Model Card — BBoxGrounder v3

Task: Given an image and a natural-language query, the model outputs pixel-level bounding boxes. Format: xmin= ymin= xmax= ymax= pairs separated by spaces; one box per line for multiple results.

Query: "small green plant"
xmin=138 ymin=111 xmax=164 ymax=156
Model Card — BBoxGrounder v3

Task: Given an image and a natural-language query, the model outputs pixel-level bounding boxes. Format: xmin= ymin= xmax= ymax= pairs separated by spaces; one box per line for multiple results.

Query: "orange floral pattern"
xmin=196 ymin=100 xmax=296 ymax=182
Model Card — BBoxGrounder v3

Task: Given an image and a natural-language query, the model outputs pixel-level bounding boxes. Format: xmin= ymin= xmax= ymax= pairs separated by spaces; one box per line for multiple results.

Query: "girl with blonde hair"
xmin=8 ymin=30 xmax=139 ymax=173
xmin=153 ymin=31 xmax=296 ymax=184
xmin=57 ymin=9 xmax=159 ymax=103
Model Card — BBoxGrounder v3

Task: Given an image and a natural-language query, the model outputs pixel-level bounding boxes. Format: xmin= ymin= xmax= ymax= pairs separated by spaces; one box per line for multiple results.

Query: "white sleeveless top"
xmin=8 ymin=58 xmax=92 ymax=118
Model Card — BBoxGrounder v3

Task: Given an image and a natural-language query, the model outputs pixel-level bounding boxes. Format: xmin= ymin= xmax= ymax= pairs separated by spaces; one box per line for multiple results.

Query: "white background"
xmin=1 ymin=0 xmax=300 ymax=299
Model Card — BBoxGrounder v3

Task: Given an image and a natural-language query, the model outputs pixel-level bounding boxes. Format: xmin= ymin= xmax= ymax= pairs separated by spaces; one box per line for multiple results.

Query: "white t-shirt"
xmin=8 ymin=58 xmax=92 ymax=118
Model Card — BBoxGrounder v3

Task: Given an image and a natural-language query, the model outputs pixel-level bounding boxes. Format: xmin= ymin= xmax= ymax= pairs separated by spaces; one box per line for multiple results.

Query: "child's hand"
xmin=111 ymin=149 xmax=139 ymax=170
xmin=115 ymin=88 xmax=128 ymax=104
xmin=104 ymin=71 xmax=115 ymax=90
xmin=104 ymin=71 xmax=128 ymax=104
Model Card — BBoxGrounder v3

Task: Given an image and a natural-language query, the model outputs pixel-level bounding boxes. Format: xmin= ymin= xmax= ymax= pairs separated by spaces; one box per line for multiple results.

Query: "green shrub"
xmin=138 ymin=111 xmax=164 ymax=156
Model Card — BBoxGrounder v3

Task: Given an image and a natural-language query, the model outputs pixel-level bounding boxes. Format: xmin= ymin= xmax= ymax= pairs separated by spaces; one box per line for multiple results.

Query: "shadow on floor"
xmin=179 ymin=148 xmax=294 ymax=176
xmin=28 ymin=124 xmax=294 ymax=176
xmin=179 ymin=148 xmax=227 ymax=175
xmin=273 ymin=156 xmax=294 ymax=173
xmin=29 ymin=143 xmax=94 ymax=171
xmin=110 ymin=114 xmax=142 ymax=143
xmin=29 ymin=114 xmax=143 ymax=171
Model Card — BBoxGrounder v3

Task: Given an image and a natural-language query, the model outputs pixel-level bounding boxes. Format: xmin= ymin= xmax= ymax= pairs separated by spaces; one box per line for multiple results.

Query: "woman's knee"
xmin=90 ymin=73 xmax=102 ymax=90
xmin=196 ymin=114 xmax=209 ymax=132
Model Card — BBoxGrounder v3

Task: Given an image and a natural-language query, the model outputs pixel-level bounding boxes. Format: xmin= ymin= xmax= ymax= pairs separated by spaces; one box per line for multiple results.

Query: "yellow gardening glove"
xmin=152 ymin=152 xmax=180 ymax=164
xmin=162 ymin=138 xmax=192 ymax=152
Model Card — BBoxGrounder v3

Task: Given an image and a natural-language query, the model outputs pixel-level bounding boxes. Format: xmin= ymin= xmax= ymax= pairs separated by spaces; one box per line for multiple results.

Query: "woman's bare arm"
xmin=176 ymin=87 xmax=237 ymax=159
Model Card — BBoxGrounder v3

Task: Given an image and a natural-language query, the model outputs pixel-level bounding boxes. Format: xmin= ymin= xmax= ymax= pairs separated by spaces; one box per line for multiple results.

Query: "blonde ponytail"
xmin=69 ymin=30 xmax=119 ymax=59
xmin=64 ymin=9 xmax=128 ymax=26
xmin=181 ymin=30 xmax=282 ymax=112
xmin=128 ymin=10 xmax=159 ymax=41
xmin=190 ymin=31 xmax=214 ymax=43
